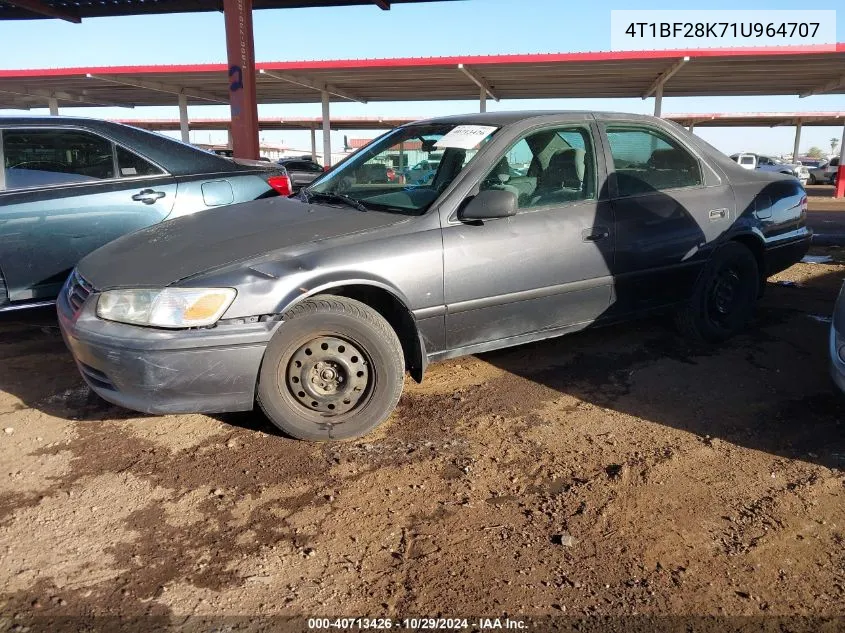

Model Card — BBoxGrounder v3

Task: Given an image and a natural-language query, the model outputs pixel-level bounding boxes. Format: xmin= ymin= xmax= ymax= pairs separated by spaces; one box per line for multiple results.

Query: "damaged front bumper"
xmin=57 ymin=283 xmax=279 ymax=415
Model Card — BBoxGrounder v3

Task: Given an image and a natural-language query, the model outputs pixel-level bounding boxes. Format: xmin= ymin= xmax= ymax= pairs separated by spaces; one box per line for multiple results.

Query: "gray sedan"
xmin=58 ymin=111 xmax=811 ymax=441
xmin=0 ymin=117 xmax=280 ymax=311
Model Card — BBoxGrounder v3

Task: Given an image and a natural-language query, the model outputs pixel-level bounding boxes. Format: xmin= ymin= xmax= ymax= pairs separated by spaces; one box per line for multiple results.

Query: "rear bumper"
xmin=57 ymin=284 xmax=278 ymax=415
xmin=764 ymin=231 xmax=811 ymax=277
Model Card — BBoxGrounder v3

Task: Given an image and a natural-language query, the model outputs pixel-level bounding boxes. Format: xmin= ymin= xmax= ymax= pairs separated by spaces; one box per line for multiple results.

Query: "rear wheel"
xmin=674 ymin=242 xmax=760 ymax=343
xmin=257 ymin=295 xmax=405 ymax=441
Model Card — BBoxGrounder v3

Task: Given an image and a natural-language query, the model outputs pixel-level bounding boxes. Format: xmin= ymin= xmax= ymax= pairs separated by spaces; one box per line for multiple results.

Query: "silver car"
xmin=832 ymin=283 xmax=845 ymax=394
xmin=808 ymin=157 xmax=839 ymax=185
xmin=57 ymin=111 xmax=811 ymax=441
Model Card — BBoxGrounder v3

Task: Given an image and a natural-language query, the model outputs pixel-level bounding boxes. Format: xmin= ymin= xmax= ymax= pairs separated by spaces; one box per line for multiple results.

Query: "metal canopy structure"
xmin=0 ymin=0 xmax=459 ymax=161
xmin=118 ymin=116 xmax=419 ymax=131
xmin=669 ymin=111 xmax=845 ymax=128
xmin=1 ymin=44 xmax=843 ymax=193
xmin=1 ymin=45 xmax=843 ymax=110
xmin=0 ymin=0 xmax=446 ymax=22
xmin=115 ymin=112 xmax=845 ymax=133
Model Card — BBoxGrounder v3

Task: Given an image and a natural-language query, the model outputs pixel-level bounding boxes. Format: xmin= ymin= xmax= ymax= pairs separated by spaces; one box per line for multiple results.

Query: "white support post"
xmin=48 ymin=97 xmax=58 ymax=116
xmin=792 ymin=121 xmax=802 ymax=163
xmin=653 ymin=84 xmax=663 ymax=118
xmin=311 ymin=128 xmax=317 ymax=162
xmin=321 ymin=90 xmax=331 ymax=167
xmin=178 ymin=93 xmax=190 ymax=143
xmin=688 ymin=122 xmax=695 ymax=133
xmin=479 ymin=87 xmax=486 ymax=113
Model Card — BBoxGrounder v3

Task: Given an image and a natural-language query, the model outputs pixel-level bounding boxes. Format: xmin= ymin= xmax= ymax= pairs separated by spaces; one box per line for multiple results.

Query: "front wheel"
xmin=674 ymin=242 xmax=760 ymax=343
xmin=257 ymin=296 xmax=405 ymax=441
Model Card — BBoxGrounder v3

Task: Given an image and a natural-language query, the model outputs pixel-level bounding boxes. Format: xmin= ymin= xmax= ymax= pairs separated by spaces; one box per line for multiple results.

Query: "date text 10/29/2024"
xmin=307 ymin=617 xmax=528 ymax=630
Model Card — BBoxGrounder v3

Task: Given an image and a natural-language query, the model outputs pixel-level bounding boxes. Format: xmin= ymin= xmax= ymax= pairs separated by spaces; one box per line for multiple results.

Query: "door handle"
xmin=581 ymin=226 xmax=610 ymax=242
xmin=132 ymin=189 xmax=166 ymax=205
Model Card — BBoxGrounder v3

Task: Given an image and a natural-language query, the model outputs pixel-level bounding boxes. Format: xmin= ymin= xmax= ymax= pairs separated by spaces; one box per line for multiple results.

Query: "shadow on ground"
xmin=1 ymin=266 xmax=843 ymax=469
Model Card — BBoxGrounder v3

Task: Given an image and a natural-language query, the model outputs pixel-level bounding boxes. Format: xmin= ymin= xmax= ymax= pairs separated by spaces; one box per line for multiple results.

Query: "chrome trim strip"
xmin=0 ymin=300 xmax=56 ymax=313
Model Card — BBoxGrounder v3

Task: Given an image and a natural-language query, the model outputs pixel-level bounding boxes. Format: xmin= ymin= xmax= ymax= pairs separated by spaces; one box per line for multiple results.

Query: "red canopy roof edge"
xmin=1 ymin=44 xmax=842 ymax=78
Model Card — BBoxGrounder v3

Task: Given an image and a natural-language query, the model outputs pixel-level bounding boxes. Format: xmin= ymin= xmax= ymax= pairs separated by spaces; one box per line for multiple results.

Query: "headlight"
xmin=96 ymin=287 xmax=237 ymax=328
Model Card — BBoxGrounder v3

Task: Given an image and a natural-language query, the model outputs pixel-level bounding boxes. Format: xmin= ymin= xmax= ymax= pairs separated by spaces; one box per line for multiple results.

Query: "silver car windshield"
xmin=305 ymin=123 xmax=499 ymax=214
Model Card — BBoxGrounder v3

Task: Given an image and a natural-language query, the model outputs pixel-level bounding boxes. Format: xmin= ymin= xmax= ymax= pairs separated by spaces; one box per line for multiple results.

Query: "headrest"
xmin=546 ymin=148 xmax=586 ymax=187
xmin=648 ymin=148 xmax=691 ymax=170
xmin=492 ymin=157 xmax=511 ymax=182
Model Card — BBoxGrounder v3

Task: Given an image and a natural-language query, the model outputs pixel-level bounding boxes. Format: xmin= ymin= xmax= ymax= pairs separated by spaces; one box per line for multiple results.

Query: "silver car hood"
xmin=77 ymin=196 xmax=409 ymax=290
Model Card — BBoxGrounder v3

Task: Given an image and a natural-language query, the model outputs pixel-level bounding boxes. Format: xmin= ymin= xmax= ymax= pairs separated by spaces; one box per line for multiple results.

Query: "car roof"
xmin=408 ymin=110 xmax=661 ymax=127
xmin=0 ymin=115 xmax=249 ymax=177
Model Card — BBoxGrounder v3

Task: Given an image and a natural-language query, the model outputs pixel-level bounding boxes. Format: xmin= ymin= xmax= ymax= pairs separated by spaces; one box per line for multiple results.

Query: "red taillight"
xmin=267 ymin=175 xmax=292 ymax=196
xmin=800 ymin=194 xmax=808 ymax=215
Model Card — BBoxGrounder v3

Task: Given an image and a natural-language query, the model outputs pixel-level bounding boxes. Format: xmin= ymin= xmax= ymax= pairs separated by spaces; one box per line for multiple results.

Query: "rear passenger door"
xmin=598 ymin=122 xmax=734 ymax=314
xmin=442 ymin=123 xmax=614 ymax=349
xmin=0 ymin=127 xmax=176 ymax=302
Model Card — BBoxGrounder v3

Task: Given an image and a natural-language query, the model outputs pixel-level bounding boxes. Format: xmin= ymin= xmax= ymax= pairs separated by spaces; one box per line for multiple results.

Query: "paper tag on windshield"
xmin=435 ymin=125 xmax=497 ymax=150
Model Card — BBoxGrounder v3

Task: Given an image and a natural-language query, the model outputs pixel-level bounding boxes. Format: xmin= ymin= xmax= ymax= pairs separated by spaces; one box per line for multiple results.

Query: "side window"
xmin=606 ymin=126 xmax=702 ymax=197
xmin=3 ymin=128 xmax=115 ymax=190
xmin=116 ymin=146 xmax=164 ymax=178
xmin=479 ymin=126 xmax=596 ymax=209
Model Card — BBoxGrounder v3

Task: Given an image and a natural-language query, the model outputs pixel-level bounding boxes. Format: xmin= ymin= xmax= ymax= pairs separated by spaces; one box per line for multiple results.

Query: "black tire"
xmin=257 ymin=295 xmax=404 ymax=441
xmin=809 ymin=174 xmax=817 ymax=185
xmin=674 ymin=242 xmax=760 ymax=343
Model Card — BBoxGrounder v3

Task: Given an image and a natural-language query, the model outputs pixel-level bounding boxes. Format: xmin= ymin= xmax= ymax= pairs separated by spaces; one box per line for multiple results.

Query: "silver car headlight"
xmin=96 ymin=288 xmax=237 ymax=328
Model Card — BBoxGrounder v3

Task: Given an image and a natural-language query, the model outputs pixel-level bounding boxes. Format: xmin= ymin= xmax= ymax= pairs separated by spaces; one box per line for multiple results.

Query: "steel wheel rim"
xmin=708 ymin=265 xmax=742 ymax=324
xmin=282 ymin=335 xmax=371 ymax=416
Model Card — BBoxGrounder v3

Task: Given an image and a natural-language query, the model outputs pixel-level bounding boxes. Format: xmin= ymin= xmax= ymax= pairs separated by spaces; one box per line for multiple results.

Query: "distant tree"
xmin=832 ymin=138 xmax=841 ymax=156
xmin=806 ymin=146 xmax=824 ymax=158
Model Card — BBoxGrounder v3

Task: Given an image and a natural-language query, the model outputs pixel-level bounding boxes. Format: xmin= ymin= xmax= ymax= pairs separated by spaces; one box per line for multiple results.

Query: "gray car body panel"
xmin=0 ymin=116 xmax=274 ymax=306
xmin=832 ymin=283 xmax=845 ymax=394
xmin=60 ymin=111 xmax=811 ymax=415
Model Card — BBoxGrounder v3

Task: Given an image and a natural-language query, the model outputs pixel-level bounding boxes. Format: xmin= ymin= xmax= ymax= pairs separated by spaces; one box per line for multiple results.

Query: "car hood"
xmin=77 ymin=196 xmax=408 ymax=289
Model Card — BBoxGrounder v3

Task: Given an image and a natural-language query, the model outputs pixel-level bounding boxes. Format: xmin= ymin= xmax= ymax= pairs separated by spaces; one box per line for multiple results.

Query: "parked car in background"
xmin=355 ymin=162 xmax=391 ymax=184
xmin=58 ymin=111 xmax=811 ymax=441
xmin=831 ymin=282 xmax=845 ymax=395
xmin=0 ymin=117 xmax=282 ymax=311
xmin=276 ymin=157 xmax=324 ymax=192
xmin=402 ymin=158 xmax=440 ymax=184
xmin=808 ymin=157 xmax=839 ymax=184
xmin=730 ymin=152 xmax=809 ymax=185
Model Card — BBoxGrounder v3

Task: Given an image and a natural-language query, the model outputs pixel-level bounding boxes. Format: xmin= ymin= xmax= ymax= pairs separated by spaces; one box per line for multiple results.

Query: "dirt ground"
xmin=1 ymin=248 xmax=844 ymax=631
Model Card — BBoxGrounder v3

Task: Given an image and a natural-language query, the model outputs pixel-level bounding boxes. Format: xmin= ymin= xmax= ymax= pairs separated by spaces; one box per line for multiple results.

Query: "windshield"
xmin=305 ymin=123 xmax=499 ymax=214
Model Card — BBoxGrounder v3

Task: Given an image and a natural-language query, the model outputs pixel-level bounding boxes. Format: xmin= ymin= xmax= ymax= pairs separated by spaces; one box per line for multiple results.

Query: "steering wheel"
xmin=9 ymin=160 xmax=67 ymax=172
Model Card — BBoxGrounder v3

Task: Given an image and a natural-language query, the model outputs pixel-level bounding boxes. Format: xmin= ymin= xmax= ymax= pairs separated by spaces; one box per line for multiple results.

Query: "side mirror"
xmin=459 ymin=189 xmax=518 ymax=221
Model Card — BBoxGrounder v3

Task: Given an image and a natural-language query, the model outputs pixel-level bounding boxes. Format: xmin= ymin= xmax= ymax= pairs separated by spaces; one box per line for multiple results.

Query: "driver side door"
xmin=441 ymin=122 xmax=614 ymax=351
xmin=0 ymin=126 xmax=176 ymax=302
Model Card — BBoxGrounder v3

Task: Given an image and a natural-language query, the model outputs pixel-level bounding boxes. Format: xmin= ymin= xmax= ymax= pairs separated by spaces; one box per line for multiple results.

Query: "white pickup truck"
xmin=731 ymin=153 xmax=810 ymax=185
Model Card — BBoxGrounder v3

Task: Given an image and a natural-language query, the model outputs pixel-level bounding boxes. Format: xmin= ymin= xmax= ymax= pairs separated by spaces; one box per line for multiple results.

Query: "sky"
xmin=0 ymin=0 xmax=843 ymax=158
